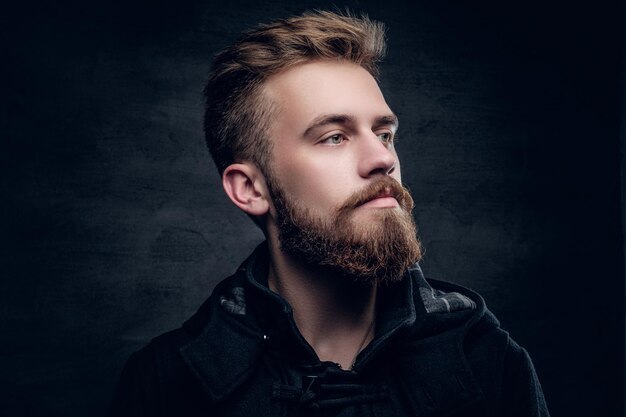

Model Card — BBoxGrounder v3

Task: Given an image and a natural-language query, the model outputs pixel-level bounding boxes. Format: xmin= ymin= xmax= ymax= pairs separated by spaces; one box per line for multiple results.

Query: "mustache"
xmin=337 ymin=176 xmax=414 ymax=214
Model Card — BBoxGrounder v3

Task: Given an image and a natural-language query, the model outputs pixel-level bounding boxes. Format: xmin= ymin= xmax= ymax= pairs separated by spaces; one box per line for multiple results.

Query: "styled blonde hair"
xmin=203 ymin=10 xmax=386 ymax=175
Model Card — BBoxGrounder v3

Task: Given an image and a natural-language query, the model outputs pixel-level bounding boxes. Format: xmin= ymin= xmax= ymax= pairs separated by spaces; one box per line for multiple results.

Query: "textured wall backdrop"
xmin=2 ymin=0 xmax=623 ymax=416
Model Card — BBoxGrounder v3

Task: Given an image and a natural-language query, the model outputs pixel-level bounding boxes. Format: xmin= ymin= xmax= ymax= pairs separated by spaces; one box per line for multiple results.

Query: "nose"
xmin=357 ymin=133 xmax=399 ymax=178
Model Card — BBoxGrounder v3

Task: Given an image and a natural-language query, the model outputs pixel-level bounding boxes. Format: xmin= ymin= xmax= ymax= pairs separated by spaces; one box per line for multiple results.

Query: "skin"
xmin=222 ymin=60 xmax=403 ymax=369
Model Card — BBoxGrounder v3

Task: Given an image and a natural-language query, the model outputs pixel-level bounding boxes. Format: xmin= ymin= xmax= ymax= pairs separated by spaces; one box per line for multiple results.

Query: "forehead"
xmin=262 ymin=60 xmax=393 ymax=132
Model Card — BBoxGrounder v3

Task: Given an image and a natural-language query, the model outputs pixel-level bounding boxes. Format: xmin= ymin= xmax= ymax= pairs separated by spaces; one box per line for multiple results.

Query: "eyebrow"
xmin=302 ymin=113 xmax=399 ymax=138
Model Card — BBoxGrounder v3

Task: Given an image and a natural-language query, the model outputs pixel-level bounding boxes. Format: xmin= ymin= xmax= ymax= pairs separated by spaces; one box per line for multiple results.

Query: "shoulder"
xmin=109 ymin=328 xmax=205 ymax=416
xmin=124 ymin=270 xmax=237 ymax=380
xmin=108 ymin=273 xmax=243 ymax=416
xmin=424 ymin=277 xmax=524 ymax=376
xmin=423 ymin=277 xmax=549 ymax=416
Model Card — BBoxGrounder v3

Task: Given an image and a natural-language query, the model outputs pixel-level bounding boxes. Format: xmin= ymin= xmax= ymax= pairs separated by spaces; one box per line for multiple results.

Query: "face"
xmin=263 ymin=61 xmax=401 ymax=221
xmin=261 ymin=60 xmax=421 ymax=283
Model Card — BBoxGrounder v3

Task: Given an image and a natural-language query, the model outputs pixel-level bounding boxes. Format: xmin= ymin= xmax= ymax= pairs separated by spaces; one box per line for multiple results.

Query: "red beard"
xmin=269 ymin=175 xmax=422 ymax=285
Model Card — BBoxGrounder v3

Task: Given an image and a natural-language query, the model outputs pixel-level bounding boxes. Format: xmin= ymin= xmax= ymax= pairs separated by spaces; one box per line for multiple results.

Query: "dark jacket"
xmin=109 ymin=243 xmax=549 ymax=417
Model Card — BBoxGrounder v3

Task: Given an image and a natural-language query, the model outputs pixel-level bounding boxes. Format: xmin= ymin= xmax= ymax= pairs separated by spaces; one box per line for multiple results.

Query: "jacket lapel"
xmin=179 ymin=301 xmax=265 ymax=403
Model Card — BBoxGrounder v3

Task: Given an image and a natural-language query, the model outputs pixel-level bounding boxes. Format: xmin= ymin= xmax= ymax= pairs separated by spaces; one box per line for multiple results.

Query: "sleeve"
xmin=108 ymin=349 xmax=160 ymax=417
xmin=499 ymin=338 xmax=550 ymax=417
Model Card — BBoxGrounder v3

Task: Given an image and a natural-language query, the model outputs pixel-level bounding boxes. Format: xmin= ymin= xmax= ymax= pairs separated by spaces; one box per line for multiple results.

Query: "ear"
xmin=222 ymin=163 xmax=270 ymax=217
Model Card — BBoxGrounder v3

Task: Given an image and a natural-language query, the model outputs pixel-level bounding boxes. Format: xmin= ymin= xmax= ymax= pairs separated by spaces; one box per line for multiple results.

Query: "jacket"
xmin=109 ymin=242 xmax=550 ymax=416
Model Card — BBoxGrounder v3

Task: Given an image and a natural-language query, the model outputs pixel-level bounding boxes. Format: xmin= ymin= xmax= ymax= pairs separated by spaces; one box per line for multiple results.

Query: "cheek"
xmin=279 ymin=159 xmax=350 ymax=206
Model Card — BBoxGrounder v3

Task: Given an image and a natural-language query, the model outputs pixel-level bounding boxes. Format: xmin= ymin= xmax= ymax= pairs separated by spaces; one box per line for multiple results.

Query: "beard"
xmin=267 ymin=175 xmax=422 ymax=285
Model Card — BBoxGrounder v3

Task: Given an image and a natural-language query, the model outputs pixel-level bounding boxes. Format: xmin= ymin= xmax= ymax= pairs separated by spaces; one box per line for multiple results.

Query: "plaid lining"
xmin=409 ymin=266 xmax=476 ymax=314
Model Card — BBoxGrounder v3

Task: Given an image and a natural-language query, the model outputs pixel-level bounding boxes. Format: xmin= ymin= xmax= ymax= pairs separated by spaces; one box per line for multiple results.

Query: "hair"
xmin=203 ymin=10 xmax=387 ymax=176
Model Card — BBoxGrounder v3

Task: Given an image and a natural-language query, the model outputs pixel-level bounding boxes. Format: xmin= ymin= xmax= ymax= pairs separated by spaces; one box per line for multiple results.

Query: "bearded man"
xmin=109 ymin=11 xmax=549 ymax=417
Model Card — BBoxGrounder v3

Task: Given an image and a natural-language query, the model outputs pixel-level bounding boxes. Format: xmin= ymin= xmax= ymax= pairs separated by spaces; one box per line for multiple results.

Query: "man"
xmin=109 ymin=11 xmax=549 ymax=417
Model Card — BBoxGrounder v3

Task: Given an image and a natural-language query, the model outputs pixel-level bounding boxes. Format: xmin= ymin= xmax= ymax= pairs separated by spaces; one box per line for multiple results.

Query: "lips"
xmin=359 ymin=188 xmax=399 ymax=208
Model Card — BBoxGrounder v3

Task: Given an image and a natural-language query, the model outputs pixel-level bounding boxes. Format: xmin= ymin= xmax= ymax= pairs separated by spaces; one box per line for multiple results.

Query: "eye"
xmin=321 ymin=134 xmax=345 ymax=145
xmin=377 ymin=132 xmax=393 ymax=144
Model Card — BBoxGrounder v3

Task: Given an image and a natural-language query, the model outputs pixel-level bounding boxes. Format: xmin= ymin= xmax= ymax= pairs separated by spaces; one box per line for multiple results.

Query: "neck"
xmin=266 ymin=236 xmax=377 ymax=369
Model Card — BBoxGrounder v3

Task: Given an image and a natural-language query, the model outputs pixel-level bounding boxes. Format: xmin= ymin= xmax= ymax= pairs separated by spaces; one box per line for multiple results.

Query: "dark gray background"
xmin=2 ymin=0 xmax=624 ymax=416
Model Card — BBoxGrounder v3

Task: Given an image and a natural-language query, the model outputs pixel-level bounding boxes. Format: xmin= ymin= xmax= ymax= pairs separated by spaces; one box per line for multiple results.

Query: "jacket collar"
xmin=243 ymin=242 xmax=420 ymax=370
xmin=179 ymin=244 xmax=274 ymax=402
xmin=178 ymin=242 xmax=481 ymax=407
xmin=179 ymin=274 xmax=267 ymax=402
